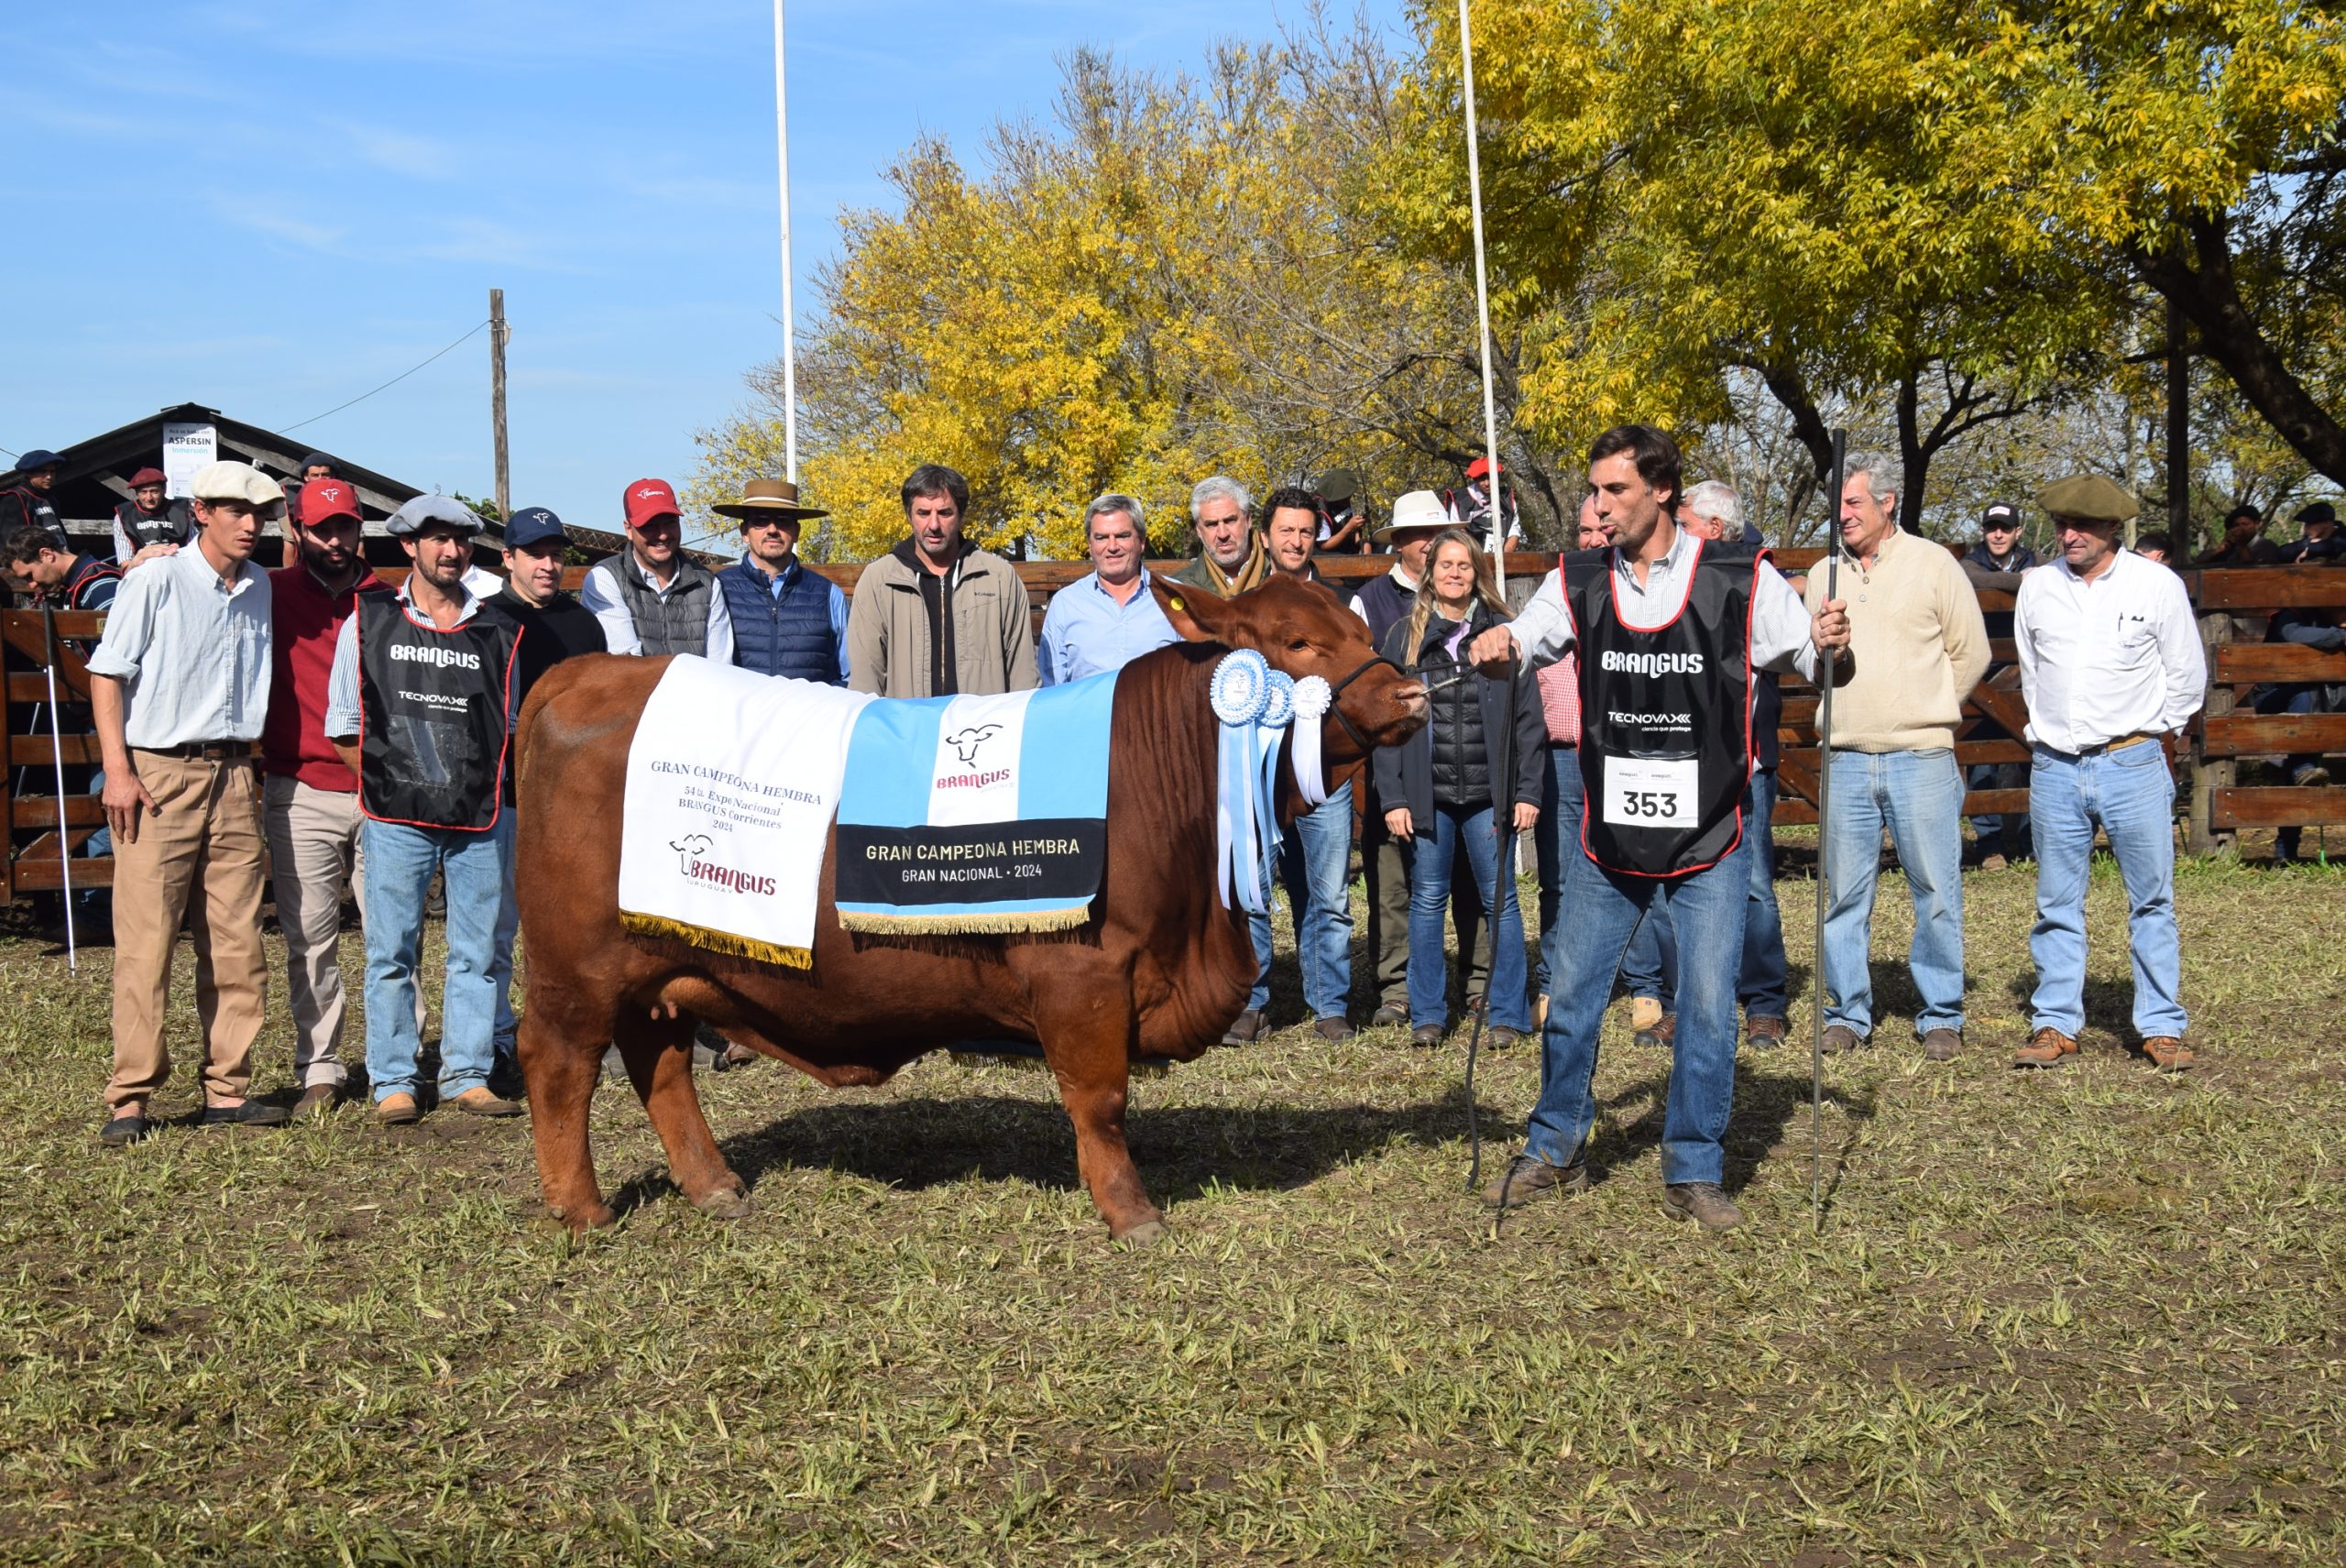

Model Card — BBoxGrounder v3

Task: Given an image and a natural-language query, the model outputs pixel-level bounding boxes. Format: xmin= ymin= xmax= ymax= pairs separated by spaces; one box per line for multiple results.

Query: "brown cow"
xmin=513 ymin=574 xmax=1427 ymax=1243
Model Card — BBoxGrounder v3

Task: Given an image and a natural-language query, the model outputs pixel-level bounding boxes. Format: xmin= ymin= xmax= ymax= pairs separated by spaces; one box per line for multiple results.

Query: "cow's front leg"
xmin=521 ymin=998 xmax=614 ymax=1231
xmin=616 ymin=1011 xmax=751 ymax=1220
xmin=1039 ymin=989 xmax=1164 ymax=1245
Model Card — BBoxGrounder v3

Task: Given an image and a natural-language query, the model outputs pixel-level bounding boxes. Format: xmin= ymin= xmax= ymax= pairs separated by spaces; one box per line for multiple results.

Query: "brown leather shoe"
xmin=373 ymin=1092 xmax=421 ymax=1125
xmin=1480 ymin=1150 xmax=1588 ymax=1208
xmin=1980 ymin=852 xmax=2009 ymax=872
xmin=1220 ymin=1009 xmax=1265 ymax=1047
xmin=293 ymin=1082 xmax=341 ymax=1117
xmin=451 ymin=1086 xmax=525 ymax=1118
xmin=1821 ymin=1024 xmax=1865 ymax=1054
xmin=1921 ymin=1027 xmax=1962 ymax=1062
xmin=2013 ymin=1026 xmax=2077 ymax=1069
xmin=2142 ymin=1036 xmax=2196 ymax=1072
xmin=1409 ymin=1023 xmax=1446 ymax=1048
xmin=1636 ymin=1013 xmax=1677 ymax=1049
xmin=1662 ymin=1181 xmax=1743 ymax=1231
xmin=1370 ymin=1003 xmax=1407 ymax=1028
xmin=1313 ymin=1016 xmax=1355 ymax=1043
xmin=1483 ymin=1025 xmax=1523 ymax=1051
xmin=1745 ymin=1015 xmax=1788 ymax=1050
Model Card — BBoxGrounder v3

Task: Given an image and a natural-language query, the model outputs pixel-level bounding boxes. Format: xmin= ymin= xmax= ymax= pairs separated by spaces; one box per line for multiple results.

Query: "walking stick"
xmin=40 ymin=601 xmax=76 ymax=975
xmin=1810 ymin=430 xmax=1846 ymax=1231
xmin=1463 ymin=653 xmax=1522 ymax=1193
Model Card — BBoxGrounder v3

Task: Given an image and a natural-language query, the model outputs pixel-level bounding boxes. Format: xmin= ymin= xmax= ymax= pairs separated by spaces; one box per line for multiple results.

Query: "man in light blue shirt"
xmin=1037 ymin=493 xmax=1178 ymax=685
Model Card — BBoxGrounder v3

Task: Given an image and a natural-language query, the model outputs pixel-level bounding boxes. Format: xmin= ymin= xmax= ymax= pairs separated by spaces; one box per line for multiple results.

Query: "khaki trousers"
xmin=264 ymin=776 xmax=361 ymax=1088
xmin=105 ymin=751 xmax=269 ymax=1113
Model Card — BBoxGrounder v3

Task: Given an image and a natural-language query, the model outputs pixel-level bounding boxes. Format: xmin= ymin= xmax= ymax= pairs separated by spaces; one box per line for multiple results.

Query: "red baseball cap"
xmin=300 ymin=479 xmax=362 ymax=524
xmin=128 ymin=466 xmax=168 ymax=488
xmin=622 ymin=477 xmax=681 ymax=530
xmin=1465 ymin=455 xmax=1503 ymax=480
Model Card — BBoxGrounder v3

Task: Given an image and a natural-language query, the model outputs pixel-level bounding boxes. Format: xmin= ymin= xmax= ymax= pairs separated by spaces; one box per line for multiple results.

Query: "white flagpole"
xmin=1458 ymin=0 xmax=1504 ymax=596
xmin=773 ymin=0 xmax=799 ymax=483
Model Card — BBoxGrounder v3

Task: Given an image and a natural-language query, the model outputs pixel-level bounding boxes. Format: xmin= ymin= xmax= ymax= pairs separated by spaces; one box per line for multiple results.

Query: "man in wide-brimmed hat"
xmin=712 ymin=477 xmax=849 ymax=685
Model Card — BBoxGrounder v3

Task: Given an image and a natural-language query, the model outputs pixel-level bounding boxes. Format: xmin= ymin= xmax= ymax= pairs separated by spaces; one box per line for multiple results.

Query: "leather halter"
xmin=1322 ymin=652 xmax=1408 ymax=755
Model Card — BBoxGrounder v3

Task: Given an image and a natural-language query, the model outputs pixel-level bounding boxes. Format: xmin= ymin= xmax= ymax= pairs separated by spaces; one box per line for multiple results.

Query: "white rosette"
xmin=1288 ymin=674 xmax=1332 ymax=806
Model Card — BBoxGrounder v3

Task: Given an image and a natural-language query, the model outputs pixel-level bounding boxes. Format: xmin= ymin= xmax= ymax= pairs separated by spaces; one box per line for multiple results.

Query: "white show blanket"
xmin=616 ymin=657 xmax=874 ymax=968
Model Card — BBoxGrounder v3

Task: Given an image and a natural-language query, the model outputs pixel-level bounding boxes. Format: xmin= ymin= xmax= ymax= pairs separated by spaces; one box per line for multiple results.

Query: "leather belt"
xmin=139 ymin=740 xmax=258 ymax=762
xmin=2066 ymin=731 xmax=2157 ymax=758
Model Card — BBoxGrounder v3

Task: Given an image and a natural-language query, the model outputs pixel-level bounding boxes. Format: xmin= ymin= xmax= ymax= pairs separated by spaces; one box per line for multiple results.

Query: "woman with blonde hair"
xmin=1372 ymin=528 xmax=1544 ymax=1047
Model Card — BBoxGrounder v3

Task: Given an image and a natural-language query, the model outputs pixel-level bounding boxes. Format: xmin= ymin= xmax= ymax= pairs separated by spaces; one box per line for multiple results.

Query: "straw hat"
xmin=712 ymin=477 xmax=829 ymax=522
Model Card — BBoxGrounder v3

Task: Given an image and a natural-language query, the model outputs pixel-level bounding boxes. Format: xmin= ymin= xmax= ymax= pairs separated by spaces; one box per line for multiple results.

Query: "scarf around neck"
xmin=1201 ymin=533 xmax=1273 ymax=598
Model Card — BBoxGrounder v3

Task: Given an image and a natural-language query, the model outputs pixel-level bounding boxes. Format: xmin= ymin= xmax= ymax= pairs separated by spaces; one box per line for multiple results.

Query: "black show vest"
xmin=356 ymin=593 xmax=521 ymax=830
xmin=1566 ymin=539 xmax=1759 ymax=877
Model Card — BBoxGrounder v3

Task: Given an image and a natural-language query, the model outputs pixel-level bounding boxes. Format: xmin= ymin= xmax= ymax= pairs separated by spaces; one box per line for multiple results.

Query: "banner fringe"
xmin=620 ymin=912 xmax=812 ymax=970
xmin=837 ymin=905 xmax=1091 ymax=937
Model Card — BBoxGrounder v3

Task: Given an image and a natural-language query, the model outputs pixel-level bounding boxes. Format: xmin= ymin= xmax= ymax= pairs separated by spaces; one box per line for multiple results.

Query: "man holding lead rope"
xmin=1465 ymin=425 xmax=1852 ymax=1231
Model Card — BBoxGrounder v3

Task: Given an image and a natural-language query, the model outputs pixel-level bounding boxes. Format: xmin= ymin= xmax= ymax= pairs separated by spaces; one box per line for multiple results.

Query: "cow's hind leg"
xmin=1040 ymin=991 xmax=1164 ymax=1245
xmin=615 ymin=1011 xmax=751 ymax=1220
xmin=521 ymin=998 xmax=614 ymax=1231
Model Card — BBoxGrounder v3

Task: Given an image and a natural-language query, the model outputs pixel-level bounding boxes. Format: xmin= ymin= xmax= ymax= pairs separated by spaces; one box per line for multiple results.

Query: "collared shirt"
xmin=578 ymin=551 xmax=735 ymax=662
xmin=1036 ymin=569 xmax=1179 ymax=685
xmin=86 ymin=543 xmax=272 ymax=749
xmin=2014 ymin=547 xmax=2204 ymax=753
xmin=324 ymin=578 xmax=521 ymax=739
xmin=1348 ymin=564 xmax=1422 ymax=628
xmin=1506 ymin=525 xmax=1827 ymax=683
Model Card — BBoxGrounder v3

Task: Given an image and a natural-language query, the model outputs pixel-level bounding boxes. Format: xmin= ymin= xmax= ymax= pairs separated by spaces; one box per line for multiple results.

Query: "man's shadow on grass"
xmin=1573 ymin=1056 xmax=1880 ymax=1212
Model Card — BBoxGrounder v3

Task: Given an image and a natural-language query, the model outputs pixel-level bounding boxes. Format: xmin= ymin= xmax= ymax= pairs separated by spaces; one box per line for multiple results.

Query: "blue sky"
xmin=0 ymin=0 xmax=1409 ymax=535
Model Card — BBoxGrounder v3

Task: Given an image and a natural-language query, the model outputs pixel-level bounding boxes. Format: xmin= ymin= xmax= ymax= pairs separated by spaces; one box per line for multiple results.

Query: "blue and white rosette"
xmin=1211 ymin=650 xmax=1279 ymax=912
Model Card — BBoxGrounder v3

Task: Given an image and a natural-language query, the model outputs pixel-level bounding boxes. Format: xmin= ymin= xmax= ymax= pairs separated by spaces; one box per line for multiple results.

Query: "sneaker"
xmin=1821 ymin=1024 xmax=1866 ymax=1055
xmin=2013 ymin=1026 xmax=2077 ymax=1069
xmin=1479 ymin=1149 xmax=1589 ymax=1208
xmin=450 ymin=1086 xmax=525 ymax=1118
xmin=1629 ymin=996 xmax=1664 ymax=1035
xmin=374 ymin=1092 xmax=422 ymax=1125
xmin=200 ymin=1100 xmax=291 ymax=1128
xmin=1220 ymin=1009 xmax=1266 ymax=1047
xmin=1369 ymin=1003 xmax=1407 ymax=1028
xmin=1313 ymin=1016 xmax=1355 ymax=1043
xmin=1662 ymin=1181 xmax=1743 ymax=1231
xmin=1921 ymin=1027 xmax=1963 ymax=1062
xmin=2291 ymin=762 xmax=2333 ymax=788
xmin=99 ymin=1113 xmax=151 ymax=1148
xmin=1981 ymin=852 xmax=2009 ymax=872
xmin=2141 ymin=1036 xmax=2196 ymax=1072
xmin=1745 ymin=1015 xmax=1788 ymax=1051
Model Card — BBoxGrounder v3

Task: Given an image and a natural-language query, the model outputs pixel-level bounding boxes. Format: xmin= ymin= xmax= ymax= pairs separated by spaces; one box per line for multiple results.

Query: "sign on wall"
xmin=159 ymin=422 xmax=218 ymax=499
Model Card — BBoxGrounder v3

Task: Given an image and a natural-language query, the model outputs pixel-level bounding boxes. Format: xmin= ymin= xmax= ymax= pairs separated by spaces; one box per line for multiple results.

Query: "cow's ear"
xmin=1152 ymin=574 xmax=1234 ymax=643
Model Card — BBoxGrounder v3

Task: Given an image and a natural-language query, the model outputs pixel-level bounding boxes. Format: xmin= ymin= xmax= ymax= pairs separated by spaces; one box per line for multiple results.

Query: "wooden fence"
xmin=7 ymin=552 xmax=2344 ymax=903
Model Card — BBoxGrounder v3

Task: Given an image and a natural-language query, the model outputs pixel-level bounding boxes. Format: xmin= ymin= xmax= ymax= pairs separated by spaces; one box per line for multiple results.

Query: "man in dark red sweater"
xmin=262 ymin=479 xmax=393 ymax=1115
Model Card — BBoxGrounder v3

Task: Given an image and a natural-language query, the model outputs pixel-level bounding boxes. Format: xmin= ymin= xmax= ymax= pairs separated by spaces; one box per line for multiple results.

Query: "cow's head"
xmin=1151 ymin=573 xmax=1427 ymax=765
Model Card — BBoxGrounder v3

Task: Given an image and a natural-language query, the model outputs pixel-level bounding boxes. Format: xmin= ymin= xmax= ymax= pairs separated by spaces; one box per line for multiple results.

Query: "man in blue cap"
xmin=4 ymin=449 xmax=65 ymax=541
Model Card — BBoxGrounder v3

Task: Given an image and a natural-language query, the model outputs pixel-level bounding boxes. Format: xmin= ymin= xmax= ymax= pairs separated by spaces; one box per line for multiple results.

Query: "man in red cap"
xmin=1445 ymin=455 xmax=1522 ymax=554
xmin=262 ymin=477 xmax=399 ymax=1114
xmin=112 ymin=467 xmax=196 ymax=565
xmin=579 ymin=477 xmax=733 ymax=660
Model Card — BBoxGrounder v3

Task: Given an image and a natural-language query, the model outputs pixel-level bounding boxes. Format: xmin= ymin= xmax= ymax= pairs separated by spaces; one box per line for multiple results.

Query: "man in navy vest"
xmin=711 ymin=478 xmax=848 ymax=684
xmin=1466 ymin=425 xmax=1850 ymax=1232
xmin=324 ymin=496 xmax=525 ymax=1126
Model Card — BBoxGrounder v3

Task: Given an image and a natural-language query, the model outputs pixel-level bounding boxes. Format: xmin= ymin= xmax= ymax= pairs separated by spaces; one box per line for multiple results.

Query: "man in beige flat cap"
xmin=2012 ymin=475 xmax=2204 ymax=1072
xmin=86 ymin=460 xmax=290 ymax=1145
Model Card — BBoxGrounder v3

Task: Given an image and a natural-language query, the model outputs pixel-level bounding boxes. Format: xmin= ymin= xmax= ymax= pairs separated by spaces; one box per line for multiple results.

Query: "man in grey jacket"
xmin=846 ymin=464 xmax=1036 ymax=697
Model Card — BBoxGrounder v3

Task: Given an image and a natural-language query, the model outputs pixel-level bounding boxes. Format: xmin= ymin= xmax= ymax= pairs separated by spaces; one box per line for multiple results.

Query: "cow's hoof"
xmin=1113 ymin=1217 xmax=1168 ymax=1249
xmin=692 ymin=1184 xmax=753 ymax=1222
xmin=547 ymin=1200 xmax=617 ymax=1232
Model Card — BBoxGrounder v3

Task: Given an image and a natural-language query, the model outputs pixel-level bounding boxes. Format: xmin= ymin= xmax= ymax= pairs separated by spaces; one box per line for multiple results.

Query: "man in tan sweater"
xmin=1803 ymin=454 xmax=1990 ymax=1061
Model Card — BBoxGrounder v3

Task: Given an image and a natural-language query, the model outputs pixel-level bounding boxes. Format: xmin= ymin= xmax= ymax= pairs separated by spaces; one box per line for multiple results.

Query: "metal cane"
xmin=1463 ymin=653 xmax=1523 ymax=1193
xmin=40 ymin=602 xmax=76 ymax=974
xmin=1810 ymin=430 xmax=1847 ymax=1231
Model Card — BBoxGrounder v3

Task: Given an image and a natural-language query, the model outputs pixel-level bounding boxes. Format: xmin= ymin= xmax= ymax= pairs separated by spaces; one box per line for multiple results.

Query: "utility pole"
xmin=489 ymin=287 xmax=510 ymax=520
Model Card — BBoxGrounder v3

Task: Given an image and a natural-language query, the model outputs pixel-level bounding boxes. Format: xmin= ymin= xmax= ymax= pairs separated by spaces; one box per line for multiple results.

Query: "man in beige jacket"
xmin=846 ymin=464 xmax=1036 ymax=697
xmin=1805 ymin=454 xmax=1990 ymax=1061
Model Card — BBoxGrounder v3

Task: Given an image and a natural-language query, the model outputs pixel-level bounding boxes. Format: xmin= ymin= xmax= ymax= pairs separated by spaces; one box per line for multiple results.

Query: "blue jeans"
xmin=2027 ymin=743 xmax=2187 ymax=1038
xmin=1249 ymin=780 xmax=1354 ymax=1019
xmin=1739 ymin=769 xmax=1790 ymax=1020
xmin=1523 ymin=813 xmax=1752 ymax=1185
xmin=1822 ymin=748 xmax=1966 ymax=1038
xmin=1532 ymin=745 xmax=1582 ymax=994
xmin=362 ymin=816 xmax=513 ymax=1102
xmin=1408 ymin=802 xmax=1530 ymax=1030
xmin=1622 ymin=896 xmax=1677 ymax=1003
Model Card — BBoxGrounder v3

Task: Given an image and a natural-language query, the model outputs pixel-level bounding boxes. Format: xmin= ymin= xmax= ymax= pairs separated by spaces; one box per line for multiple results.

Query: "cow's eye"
xmin=1288 ymin=638 xmax=1312 ymax=652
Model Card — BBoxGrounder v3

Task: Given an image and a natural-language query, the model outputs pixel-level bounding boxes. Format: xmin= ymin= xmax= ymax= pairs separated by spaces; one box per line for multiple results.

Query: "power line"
xmin=279 ymin=319 xmax=490 ymax=434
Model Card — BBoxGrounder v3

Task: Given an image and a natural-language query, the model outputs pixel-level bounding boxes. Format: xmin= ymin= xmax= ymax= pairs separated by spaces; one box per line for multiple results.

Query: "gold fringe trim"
xmin=619 ymin=911 xmax=811 ymax=970
xmin=836 ymin=904 xmax=1092 ymax=937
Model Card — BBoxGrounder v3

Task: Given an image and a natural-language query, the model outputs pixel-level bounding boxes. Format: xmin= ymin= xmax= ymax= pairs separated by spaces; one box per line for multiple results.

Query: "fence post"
xmin=2187 ymin=608 xmax=2233 ymax=857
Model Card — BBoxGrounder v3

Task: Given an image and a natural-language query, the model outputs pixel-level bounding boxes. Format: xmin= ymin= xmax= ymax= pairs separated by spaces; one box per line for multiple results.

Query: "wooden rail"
xmin=8 ymin=551 xmax=2344 ymax=901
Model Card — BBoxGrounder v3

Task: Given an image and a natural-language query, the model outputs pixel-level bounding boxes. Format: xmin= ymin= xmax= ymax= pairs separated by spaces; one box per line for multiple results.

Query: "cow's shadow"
xmin=640 ymin=1087 xmax=1492 ymax=1212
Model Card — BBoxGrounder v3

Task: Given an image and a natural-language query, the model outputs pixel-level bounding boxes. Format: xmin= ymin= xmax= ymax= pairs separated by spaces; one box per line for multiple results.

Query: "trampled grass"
xmin=1 ymin=851 xmax=2341 ymax=1564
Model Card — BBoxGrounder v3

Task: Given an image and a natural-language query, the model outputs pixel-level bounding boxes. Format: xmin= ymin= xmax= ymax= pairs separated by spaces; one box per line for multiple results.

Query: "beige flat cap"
xmin=188 ymin=460 xmax=285 ymax=506
xmin=2037 ymin=474 xmax=2136 ymax=523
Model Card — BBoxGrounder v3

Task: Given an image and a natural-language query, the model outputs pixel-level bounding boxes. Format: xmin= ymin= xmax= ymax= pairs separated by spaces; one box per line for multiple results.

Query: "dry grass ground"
xmin=1 ymin=850 xmax=2341 ymax=1565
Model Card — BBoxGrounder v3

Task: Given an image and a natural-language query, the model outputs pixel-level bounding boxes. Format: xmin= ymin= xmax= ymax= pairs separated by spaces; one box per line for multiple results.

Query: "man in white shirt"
xmin=2012 ymin=476 xmax=2205 ymax=1072
xmin=1464 ymin=425 xmax=1849 ymax=1231
xmin=86 ymin=461 xmax=290 ymax=1145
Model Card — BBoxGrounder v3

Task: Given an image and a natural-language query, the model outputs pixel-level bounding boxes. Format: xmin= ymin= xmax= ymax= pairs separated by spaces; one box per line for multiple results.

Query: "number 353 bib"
xmin=1563 ymin=541 xmax=1760 ymax=878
